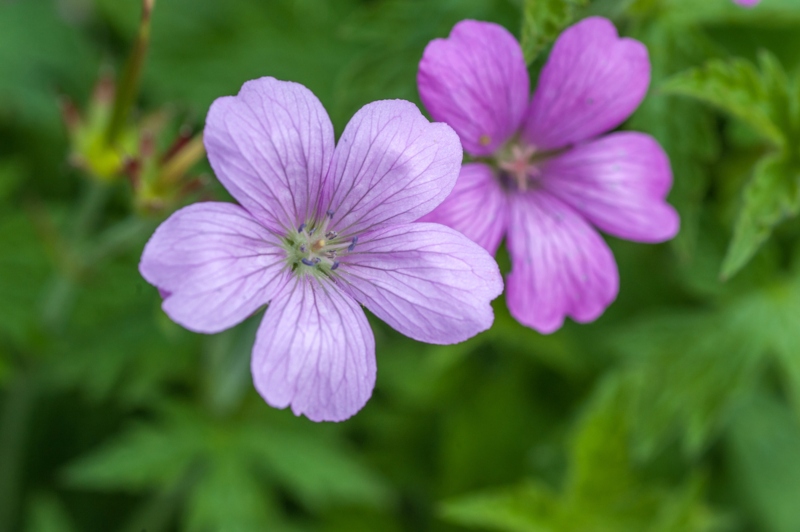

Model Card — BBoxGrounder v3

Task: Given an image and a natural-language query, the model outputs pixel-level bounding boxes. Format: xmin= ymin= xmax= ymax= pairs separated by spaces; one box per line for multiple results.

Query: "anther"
xmin=298 ymin=223 xmax=306 ymax=233
xmin=326 ymin=209 xmax=335 ymax=219
xmin=325 ymin=231 xmax=338 ymax=239
xmin=301 ymin=258 xmax=315 ymax=266
xmin=312 ymin=257 xmax=321 ymax=265
xmin=331 ymin=261 xmax=340 ymax=271
xmin=348 ymin=236 xmax=358 ymax=252
xmin=299 ymin=245 xmax=307 ymax=253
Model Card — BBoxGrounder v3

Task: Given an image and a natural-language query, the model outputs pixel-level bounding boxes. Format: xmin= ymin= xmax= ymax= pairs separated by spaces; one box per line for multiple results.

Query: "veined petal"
xmin=204 ymin=77 xmax=335 ymax=232
xmin=418 ymin=163 xmax=508 ymax=255
xmin=252 ymin=277 xmax=375 ymax=422
xmin=418 ymin=20 xmax=530 ymax=157
xmin=522 ymin=17 xmax=650 ymax=150
xmin=506 ymin=191 xmax=618 ymax=334
xmin=139 ymin=202 xmax=290 ymax=334
xmin=323 ymin=100 xmax=462 ymax=238
xmin=338 ymin=223 xmax=503 ymax=344
xmin=542 ymin=132 xmax=679 ymax=242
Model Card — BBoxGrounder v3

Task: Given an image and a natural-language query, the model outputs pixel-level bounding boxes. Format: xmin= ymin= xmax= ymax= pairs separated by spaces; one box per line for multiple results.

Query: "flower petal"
xmin=204 ymin=77 xmax=335 ymax=231
xmin=139 ymin=202 xmax=290 ymax=334
xmin=542 ymin=132 xmax=679 ymax=242
xmin=418 ymin=163 xmax=508 ymax=255
xmin=522 ymin=17 xmax=650 ymax=150
xmin=506 ymin=191 xmax=618 ymax=334
xmin=417 ymin=20 xmax=530 ymax=157
xmin=251 ymin=277 xmax=375 ymax=422
xmin=338 ymin=223 xmax=503 ymax=344
xmin=324 ymin=100 xmax=462 ymax=237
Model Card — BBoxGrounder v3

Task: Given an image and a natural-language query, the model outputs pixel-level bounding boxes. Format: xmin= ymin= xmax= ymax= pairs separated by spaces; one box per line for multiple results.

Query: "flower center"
xmin=493 ymin=141 xmax=558 ymax=191
xmin=283 ymin=211 xmax=357 ymax=275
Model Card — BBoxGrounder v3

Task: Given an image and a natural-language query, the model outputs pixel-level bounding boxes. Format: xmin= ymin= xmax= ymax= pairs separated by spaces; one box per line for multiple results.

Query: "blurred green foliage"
xmin=2 ymin=0 xmax=800 ymax=531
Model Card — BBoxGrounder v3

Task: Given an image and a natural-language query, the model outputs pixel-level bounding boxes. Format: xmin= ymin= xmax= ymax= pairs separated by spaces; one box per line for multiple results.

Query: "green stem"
xmin=105 ymin=0 xmax=155 ymax=145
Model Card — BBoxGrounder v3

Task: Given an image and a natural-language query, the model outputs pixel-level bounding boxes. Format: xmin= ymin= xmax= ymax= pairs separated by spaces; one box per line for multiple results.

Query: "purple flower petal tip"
xmin=523 ymin=16 xmax=651 ymax=150
xmin=141 ymin=76 xmax=503 ymax=421
xmin=418 ymin=20 xmax=529 ymax=156
xmin=733 ymin=0 xmax=760 ymax=6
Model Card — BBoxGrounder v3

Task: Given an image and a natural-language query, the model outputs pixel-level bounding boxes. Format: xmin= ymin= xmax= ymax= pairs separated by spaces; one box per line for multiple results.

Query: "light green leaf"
xmin=662 ymin=53 xmax=789 ymax=146
xmin=721 ymin=154 xmax=800 ymax=280
xmin=728 ymin=390 xmax=800 ymax=532
xmin=440 ymin=481 xmax=558 ymax=532
xmin=521 ymin=0 xmax=589 ymax=64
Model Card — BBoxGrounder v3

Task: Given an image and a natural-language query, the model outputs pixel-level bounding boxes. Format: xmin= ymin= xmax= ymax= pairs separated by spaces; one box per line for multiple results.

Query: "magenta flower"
xmin=733 ymin=0 xmax=760 ymax=6
xmin=418 ymin=17 xmax=679 ymax=334
xmin=140 ymin=77 xmax=502 ymax=421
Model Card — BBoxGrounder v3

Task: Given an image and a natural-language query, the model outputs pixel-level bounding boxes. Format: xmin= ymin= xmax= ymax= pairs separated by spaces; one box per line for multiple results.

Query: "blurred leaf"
xmin=441 ymin=480 xmax=558 ymax=532
xmin=440 ymin=379 xmax=718 ymax=532
xmin=520 ymin=0 xmax=588 ymax=64
xmin=24 ymin=493 xmax=75 ymax=532
xmin=65 ymin=402 xmax=388 ymax=527
xmin=662 ymin=52 xmax=790 ymax=147
xmin=241 ymin=418 xmax=390 ymax=510
xmin=721 ymin=154 xmax=800 ymax=280
xmin=644 ymin=0 xmax=800 ymax=25
xmin=728 ymin=390 xmax=800 ymax=532
xmin=629 ymin=22 xmax=719 ymax=260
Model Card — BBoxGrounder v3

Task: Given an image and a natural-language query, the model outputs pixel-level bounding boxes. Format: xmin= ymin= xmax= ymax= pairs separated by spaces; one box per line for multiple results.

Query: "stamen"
xmin=298 ymin=223 xmax=306 ymax=233
xmin=299 ymin=245 xmax=307 ymax=253
xmin=325 ymin=231 xmax=338 ymax=239
xmin=301 ymin=258 xmax=315 ymax=266
xmin=348 ymin=236 xmax=358 ymax=252
xmin=331 ymin=261 xmax=340 ymax=271
xmin=326 ymin=209 xmax=335 ymax=219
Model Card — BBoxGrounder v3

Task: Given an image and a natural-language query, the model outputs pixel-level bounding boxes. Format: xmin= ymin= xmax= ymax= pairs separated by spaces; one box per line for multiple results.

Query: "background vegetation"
xmin=3 ymin=0 xmax=800 ymax=530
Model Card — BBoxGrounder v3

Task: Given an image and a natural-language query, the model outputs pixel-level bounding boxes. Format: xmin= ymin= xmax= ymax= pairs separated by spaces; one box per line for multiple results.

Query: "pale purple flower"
xmin=140 ymin=77 xmax=502 ymax=422
xmin=418 ymin=17 xmax=679 ymax=334
xmin=733 ymin=0 xmax=760 ymax=6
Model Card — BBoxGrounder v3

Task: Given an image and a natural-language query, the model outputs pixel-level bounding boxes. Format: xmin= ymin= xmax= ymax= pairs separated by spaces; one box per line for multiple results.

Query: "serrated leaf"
xmin=440 ymin=481 xmax=558 ymax=532
xmin=728 ymin=391 xmax=800 ymax=532
xmin=520 ymin=0 xmax=589 ymax=64
xmin=662 ymin=53 xmax=790 ymax=146
xmin=721 ymin=154 xmax=800 ymax=279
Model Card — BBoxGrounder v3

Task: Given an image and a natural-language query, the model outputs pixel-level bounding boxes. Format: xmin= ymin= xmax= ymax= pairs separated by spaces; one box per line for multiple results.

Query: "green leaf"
xmin=662 ymin=53 xmax=789 ymax=146
xmin=721 ymin=154 xmax=800 ymax=280
xmin=440 ymin=481 xmax=559 ymax=532
xmin=520 ymin=0 xmax=588 ymax=64
xmin=728 ymin=390 xmax=800 ymax=532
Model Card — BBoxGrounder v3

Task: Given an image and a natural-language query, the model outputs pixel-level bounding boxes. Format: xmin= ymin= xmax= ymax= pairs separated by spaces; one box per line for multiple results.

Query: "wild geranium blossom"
xmin=418 ymin=17 xmax=679 ymax=334
xmin=140 ymin=77 xmax=502 ymax=422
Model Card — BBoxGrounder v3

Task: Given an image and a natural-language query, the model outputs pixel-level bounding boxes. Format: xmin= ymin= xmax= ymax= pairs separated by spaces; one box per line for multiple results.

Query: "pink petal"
xmin=337 ymin=223 xmax=503 ymax=344
xmin=733 ymin=0 xmax=760 ymax=6
xmin=522 ymin=17 xmax=650 ymax=151
xmin=324 ymin=100 xmax=462 ymax=237
xmin=251 ymin=277 xmax=375 ymax=422
xmin=506 ymin=191 xmax=618 ymax=334
xmin=418 ymin=163 xmax=508 ymax=255
xmin=204 ymin=77 xmax=335 ymax=232
xmin=417 ymin=20 xmax=530 ymax=157
xmin=541 ymin=132 xmax=679 ymax=243
xmin=139 ymin=202 xmax=290 ymax=334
